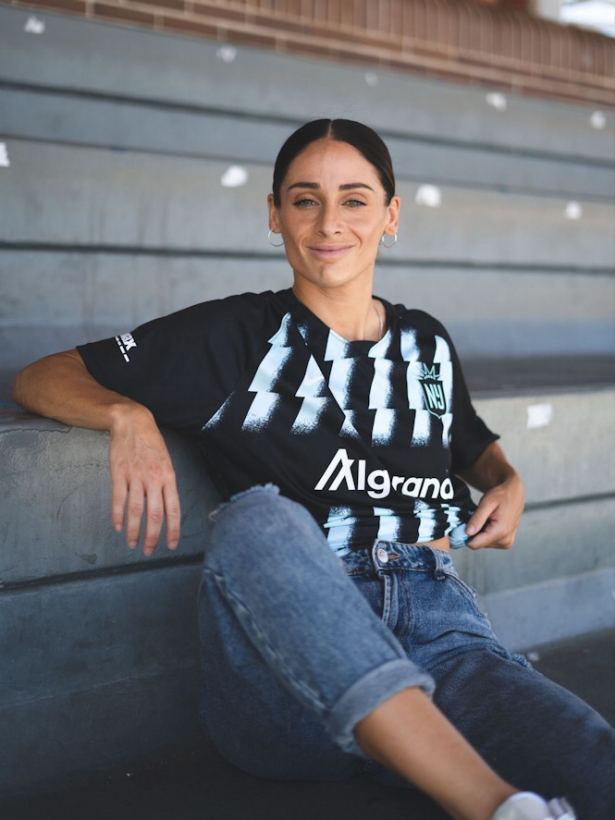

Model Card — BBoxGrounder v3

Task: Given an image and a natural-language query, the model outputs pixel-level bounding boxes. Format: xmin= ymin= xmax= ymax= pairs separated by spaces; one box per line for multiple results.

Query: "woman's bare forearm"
xmin=458 ymin=441 xmax=519 ymax=494
xmin=13 ymin=348 xmax=152 ymax=432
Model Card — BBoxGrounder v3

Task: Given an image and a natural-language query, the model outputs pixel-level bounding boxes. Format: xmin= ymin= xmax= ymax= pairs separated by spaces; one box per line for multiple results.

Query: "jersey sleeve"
xmin=445 ymin=329 xmax=499 ymax=473
xmin=77 ymin=294 xmax=269 ymax=436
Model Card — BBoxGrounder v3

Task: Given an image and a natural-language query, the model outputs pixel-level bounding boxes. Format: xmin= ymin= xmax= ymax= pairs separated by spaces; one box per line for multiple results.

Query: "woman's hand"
xmin=464 ymin=474 xmax=524 ymax=550
xmin=457 ymin=442 xmax=525 ymax=551
xmin=109 ymin=404 xmax=181 ymax=556
xmin=14 ymin=348 xmax=181 ymax=556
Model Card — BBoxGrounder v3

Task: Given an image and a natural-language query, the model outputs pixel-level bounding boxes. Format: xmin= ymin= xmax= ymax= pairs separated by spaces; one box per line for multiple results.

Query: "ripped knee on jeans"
xmin=209 ymin=484 xmax=281 ymax=522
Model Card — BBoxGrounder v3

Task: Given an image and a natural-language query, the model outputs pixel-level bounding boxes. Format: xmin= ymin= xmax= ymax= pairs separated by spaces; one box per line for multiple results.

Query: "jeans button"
xmin=376 ymin=548 xmax=389 ymax=563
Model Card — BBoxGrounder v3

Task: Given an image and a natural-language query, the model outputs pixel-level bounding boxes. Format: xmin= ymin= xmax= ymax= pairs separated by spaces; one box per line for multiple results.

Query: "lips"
xmin=308 ymin=244 xmax=353 ymax=259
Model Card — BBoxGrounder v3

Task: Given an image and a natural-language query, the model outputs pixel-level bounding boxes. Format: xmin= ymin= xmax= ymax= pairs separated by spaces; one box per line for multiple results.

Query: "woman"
xmin=14 ymin=120 xmax=614 ymax=820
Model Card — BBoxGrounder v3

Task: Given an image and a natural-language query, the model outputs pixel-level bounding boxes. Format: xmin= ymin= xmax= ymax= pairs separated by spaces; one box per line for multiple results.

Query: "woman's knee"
xmin=206 ymin=484 xmax=325 ymax=564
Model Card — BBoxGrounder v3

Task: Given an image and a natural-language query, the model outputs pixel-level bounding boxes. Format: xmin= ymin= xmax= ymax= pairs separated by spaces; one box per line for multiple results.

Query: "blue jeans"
xmin=198 ymin=486 xmax=615 ymax=816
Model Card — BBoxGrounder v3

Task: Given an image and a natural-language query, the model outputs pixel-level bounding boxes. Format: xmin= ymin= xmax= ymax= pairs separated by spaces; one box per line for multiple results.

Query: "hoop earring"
xmin=380 ymin=233 xmax=397 ymax=248
xmin=268 ymin=229 xmax=284 ymax=247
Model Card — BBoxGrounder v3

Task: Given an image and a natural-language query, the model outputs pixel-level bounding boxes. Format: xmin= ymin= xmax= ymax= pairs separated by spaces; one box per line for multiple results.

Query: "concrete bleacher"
xmin=2 ymin=7 xmax=614 ymax=368
xmin=0 ymin=3 xmax=613 ymax=802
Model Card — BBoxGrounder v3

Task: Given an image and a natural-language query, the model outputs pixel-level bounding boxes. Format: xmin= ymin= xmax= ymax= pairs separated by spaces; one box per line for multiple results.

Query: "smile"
xmin=307 ymin=244 xmax=354 ymax=259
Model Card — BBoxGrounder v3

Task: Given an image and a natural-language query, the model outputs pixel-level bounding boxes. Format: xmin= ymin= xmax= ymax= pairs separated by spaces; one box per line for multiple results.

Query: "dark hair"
xmin=272 ymin=119 xmax=396 ymax=207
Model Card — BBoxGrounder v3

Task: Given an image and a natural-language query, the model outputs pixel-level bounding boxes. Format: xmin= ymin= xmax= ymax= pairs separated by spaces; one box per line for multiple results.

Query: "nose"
xmin=317 ymin=202 xmax=342 ymax=237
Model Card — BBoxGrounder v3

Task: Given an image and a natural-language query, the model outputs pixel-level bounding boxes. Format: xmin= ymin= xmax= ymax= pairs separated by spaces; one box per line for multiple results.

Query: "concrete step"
xmin=4 ymin=140 xmax=612 ymax=261
xmin=2 ymin=6 xmax=613 ymax=163
xmin=2 ymin=250 xmax=614 ymax=371
xmin=3 ymin=85 xmax=613 ymax=201
xmin=2 ymin=6 xmax=613 ymax=374
xmin=1 ymin=629 xmax=613 ymax=816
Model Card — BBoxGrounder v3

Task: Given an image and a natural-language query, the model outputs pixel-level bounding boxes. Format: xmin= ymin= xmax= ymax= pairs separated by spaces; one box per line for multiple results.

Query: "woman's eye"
xmin=293 ymin=198 xmax=318 ymax=208
xmin=345 ymin=199 xmax=366 ymax=208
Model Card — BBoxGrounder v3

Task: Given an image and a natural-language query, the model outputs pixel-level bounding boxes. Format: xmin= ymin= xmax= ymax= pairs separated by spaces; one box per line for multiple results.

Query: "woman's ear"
xmin=386 ymin=195 xmax=401 ymax=235
xmin=267 ymin=193 xmax=281 ymax=232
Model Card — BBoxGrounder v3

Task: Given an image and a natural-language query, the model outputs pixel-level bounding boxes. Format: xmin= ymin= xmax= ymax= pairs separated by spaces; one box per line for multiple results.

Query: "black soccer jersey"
xmin=77 ymin=288 xmax=497 ymax=554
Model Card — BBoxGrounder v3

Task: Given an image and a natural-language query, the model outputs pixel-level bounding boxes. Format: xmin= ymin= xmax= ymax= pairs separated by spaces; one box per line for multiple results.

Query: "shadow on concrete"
xmin=2 ymin=629 xmax=613 ymax=820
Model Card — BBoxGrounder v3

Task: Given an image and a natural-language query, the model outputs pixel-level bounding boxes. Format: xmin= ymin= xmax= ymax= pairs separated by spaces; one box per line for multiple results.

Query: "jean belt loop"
xmin=432 ymin=547 xmax=446 ymax=581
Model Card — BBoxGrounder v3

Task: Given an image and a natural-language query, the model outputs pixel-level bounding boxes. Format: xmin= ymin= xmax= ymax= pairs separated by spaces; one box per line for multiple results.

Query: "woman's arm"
xmin=457 ymin=441 xmax=524 ymax=550
xmin=13 ymin=350 xmax=181 ymax=556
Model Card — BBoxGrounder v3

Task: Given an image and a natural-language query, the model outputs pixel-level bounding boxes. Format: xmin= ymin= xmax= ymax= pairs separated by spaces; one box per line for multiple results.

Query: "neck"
xmin=292 ymin=281 xmax=384 ymax=343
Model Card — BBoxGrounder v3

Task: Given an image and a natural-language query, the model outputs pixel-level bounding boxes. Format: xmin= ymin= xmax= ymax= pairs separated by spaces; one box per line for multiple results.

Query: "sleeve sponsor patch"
xmin=115 ymin=332 xmax=137 ymax=362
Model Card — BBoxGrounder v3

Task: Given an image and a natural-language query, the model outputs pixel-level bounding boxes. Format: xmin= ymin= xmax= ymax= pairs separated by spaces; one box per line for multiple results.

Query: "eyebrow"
xmin=286 ymin=181 xmax=375 ymax=192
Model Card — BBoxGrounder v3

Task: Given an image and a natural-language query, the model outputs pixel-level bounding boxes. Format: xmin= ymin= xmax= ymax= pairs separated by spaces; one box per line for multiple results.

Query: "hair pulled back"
xmin=272 ymin=119 xmax=396 ymax=207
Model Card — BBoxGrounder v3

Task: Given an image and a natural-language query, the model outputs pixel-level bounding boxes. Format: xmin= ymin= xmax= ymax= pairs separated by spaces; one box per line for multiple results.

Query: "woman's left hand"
xmin=457 ymin=442 xmax=525 ymax=550
xmin=464 ymin=474 xmax=525 ymax=550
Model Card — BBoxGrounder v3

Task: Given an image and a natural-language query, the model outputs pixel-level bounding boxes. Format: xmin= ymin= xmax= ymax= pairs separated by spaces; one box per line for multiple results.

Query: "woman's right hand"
xmin=14 ymin=348 xmax=181 ymax=556
xmin=109 ymin=404 xmax=181 ymax=556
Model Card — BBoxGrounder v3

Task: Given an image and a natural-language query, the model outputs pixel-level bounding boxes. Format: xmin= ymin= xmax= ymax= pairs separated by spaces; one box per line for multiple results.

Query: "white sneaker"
xmin=491 ymin=792 xmax=576 ymax=820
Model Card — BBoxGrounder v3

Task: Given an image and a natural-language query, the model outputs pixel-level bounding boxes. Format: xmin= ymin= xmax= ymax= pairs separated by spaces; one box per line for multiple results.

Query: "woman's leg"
xmin=355 ymin=686 xmax=516 ymax=820
xmin=198 ymin=485 xmax=433 ymax=779
xmin=362 ymin=540 xmax=615 ymax=816
xmin=199 ymin=490 xmax=610 ymax=818
xmin=198 ymin=486 xmax=517 ymax=820
xmin=431 ymin=648 xmax=615 ymax=817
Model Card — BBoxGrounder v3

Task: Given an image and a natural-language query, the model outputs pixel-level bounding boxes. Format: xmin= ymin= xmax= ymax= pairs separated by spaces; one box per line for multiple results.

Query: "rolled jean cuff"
xmin=326 ymin=658 xmax=436 ymax=756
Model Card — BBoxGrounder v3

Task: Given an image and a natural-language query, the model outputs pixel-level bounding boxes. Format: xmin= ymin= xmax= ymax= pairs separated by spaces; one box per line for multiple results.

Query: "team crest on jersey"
xmin=418 ymin=364 xmax=447 ymax=417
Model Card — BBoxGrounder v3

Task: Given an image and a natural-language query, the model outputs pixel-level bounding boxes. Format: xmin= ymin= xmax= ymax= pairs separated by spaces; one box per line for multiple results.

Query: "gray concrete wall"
xmin=0 ymin=408 xmax=216 ymax=797
xmin=458 ymin=391 xmax=615 ymax=647
xmin=1 ymin=5 xmax=614 ymax=371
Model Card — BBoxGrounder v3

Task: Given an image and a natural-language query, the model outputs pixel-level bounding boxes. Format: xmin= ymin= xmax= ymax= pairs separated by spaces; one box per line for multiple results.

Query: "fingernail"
xmin=128 ymin=541 xmax=137 ymax=549
xmin=114 ymin=524 xmax=123 ymax=532
xmin=168 ymin=541 xmax=178 ymax=550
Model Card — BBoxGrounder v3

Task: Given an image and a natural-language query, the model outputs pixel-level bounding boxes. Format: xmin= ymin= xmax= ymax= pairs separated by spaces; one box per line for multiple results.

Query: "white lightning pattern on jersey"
xmin=434 ymin=336 xmax=454 ymax=446
xmin=292 ymin=396 xmax=330 ymax=434
xmin=339 ymin=411 xmax=361 ymax=439
xmin=328 ymin=358 xmax=355 ymax=408
xmin=400 ymin=328 xmax=420 ymax=362
xmin=295 ymin=355 xmax=326 ymax=396
xmin=247 ymin=345 xmax=291 ymax=393
xmin=243 ymin=392 xmax=281 ymax=431
xmin=415 ymin=500 xmax=438 ymax=542
xmin=412 ymin=410 xmax=432 ymax=445
xmin=374 ymin=507 xmax=402 ymax=541
xmin=369 ymin=358 xmax=394 ymax=408
xmin=372 ymin=408 xmax=397 ymax=445
xmin=370 ymin=358 xmax=396 ymax=444
xmin=292 ymin=355 xmax=329 ymax=433
xmin=323 ymin=506 xmax=356 ymax=556
xmin=323 ymin=331 xmax=350 ymax=362
xmin=242 ymin=314 xmax=293 ymax=431
xmin=240 ymin=315 xmax=453 ymax=456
